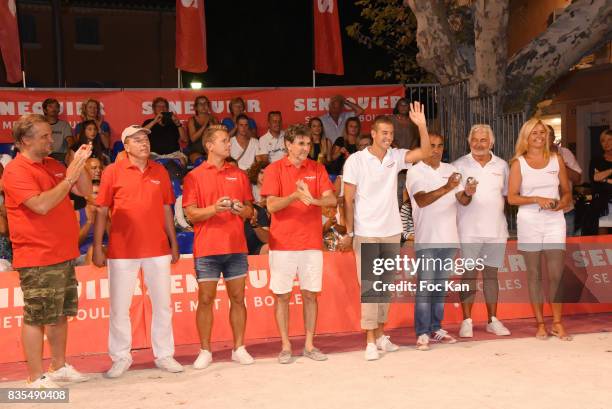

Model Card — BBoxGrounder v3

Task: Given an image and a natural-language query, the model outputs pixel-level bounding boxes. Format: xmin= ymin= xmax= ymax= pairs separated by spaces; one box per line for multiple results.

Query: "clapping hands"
xmin=294 ymin=179 xmax=314 ymax=206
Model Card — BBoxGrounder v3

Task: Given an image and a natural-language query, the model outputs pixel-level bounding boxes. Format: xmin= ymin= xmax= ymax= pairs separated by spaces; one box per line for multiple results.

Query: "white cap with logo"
xmin=121 ymin=125 xmax=150 ymax=144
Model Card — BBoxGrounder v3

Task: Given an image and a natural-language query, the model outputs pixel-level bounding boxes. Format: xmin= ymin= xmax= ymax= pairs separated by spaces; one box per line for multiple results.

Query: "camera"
xmin=161 ymin=111 xmax=173 ymax=125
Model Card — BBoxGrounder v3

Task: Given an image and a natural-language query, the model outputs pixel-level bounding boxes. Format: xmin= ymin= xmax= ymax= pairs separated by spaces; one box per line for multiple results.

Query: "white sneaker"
xmin=431 ymin=329 xmax=457 ymax=344
xmin=105 ymin=357 xmax=133 ymax=379
xmin=459 ymin=318 xmax=474 ymax=338
xmin=231 ymin=346 xmax=255 ymax=365
xmin=375 ymin=335 xmax=400 ymax=352
xmin=416 ymin=334 xmax=430 ymax=351
xmin=193 ymin=349 xmax=213 ymax=370
xmin=365 ymin=343 xmax=380 ymax=361
xmin=155 ymin=356 xmax=184 ymax=373
xmin=26 ymin=375 xmax=60 ymax=389
xmin=47 ymin=363 xmax=90 ymax=383
xmin=486 ymin=316 xmax=511 ymax=336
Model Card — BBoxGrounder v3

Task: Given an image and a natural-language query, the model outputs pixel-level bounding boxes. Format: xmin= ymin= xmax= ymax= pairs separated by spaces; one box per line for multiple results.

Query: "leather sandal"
xmin=551 ymin=321 xmax=573 ymax=341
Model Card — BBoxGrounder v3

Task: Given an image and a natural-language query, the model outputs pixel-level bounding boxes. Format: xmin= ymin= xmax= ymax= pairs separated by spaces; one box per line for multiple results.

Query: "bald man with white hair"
xmin=452 ymin=124 xmax=511 ymax=338
xmin=320 ymin=95 xmax=365 ymax=144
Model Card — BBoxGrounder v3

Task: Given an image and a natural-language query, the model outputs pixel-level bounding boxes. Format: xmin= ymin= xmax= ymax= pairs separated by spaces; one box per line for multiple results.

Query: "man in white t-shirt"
xmin=547 ymin=126 xmax=582 ymax=236
xmin=406 ymin=133 xmax=471 ymax=351
xmin=256 ymin=111 xmax=286 ymax=163
xmin=452 ymin=124 xmax=511 ymax=338
xmin=320 ymin=95 xmax=365 ymax=144
xmin=230 ymin=114 xmax=259 ymax=171
xmin=341 ymin=104 xmax=431 ymax=361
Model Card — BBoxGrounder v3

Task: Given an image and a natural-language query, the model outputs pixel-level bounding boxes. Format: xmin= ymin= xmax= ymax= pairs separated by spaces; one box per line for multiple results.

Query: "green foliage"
xmin=346 ymin=0 xmax=428 ymax=83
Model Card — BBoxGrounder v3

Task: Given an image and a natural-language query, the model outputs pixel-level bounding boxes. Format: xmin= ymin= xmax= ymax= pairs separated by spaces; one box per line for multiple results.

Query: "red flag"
xmin=313 ymin=0 xmax=344 ymax=75
xmin=0 ymin=0 xmax=22 ymax=83
xmin=175 ymin=0 xmax=207 ymax=73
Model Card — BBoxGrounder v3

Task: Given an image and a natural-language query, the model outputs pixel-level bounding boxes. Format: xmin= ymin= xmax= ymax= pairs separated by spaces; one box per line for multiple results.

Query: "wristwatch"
xmin=347 ymin=232 xmax=354 ymax=238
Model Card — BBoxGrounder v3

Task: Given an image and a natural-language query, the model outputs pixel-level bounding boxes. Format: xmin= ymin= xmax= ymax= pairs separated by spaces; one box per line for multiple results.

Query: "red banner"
xmin=313 ymin=0 xmax=344 ymax=75
xmin=0 ymin=264 xmax=148 ymax=364
xmin=0 ymin=0 xmax=22 ymax=84
xmin=0 ymin=85 xmax=404 ymax=143
xmin=175 ymin=0 xmax=207 ymax=73
xmin=1 ymin=241 xmax=611 ymax=364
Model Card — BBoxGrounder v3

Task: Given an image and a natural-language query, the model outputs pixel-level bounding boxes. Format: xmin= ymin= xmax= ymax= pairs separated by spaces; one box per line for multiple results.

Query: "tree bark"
xmin=504 ymin=0 xmax=612 ymax=113
xmin=405 ymin=0 xmax=611 ymax=115
xmin=404 ymin=0 xmax=471 ymax=84
xmin=471 ymin=0 xmax=509 ymax=98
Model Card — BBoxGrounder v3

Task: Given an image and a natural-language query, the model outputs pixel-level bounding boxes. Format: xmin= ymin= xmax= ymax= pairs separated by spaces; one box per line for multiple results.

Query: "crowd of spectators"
xmin=0 ymin=94 xmax=610 ymax=271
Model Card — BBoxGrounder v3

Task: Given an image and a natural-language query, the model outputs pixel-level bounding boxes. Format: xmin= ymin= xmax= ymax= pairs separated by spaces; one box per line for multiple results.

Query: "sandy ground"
xmin=2 ymin=332 xmax=611 ymax=409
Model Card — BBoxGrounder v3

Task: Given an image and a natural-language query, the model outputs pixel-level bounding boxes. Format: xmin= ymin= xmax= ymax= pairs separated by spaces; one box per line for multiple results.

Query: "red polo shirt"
xmin=182 ymin=162 xmax=253 ymax=257
xmin=260 ymin=157 xmax=334 ymax=251
xmin=2 ymin=154 xmax=79 ymax=268
xmin=96 ymin=159 xmax=174 ymax=259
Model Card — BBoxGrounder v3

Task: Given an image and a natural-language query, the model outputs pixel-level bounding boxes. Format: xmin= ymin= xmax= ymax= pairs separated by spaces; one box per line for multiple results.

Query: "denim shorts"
xmin=194 ymin=253 xmax=248 ymax=282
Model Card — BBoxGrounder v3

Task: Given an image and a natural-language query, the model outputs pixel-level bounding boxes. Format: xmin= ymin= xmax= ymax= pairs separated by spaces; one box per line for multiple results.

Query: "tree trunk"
xmin=404 ymin=0 xmax=471 ymax=84
xmin=471 ymin=0 xmax=509 ymax=98
xmin=503 ymin=0 xmax=612 ymax=114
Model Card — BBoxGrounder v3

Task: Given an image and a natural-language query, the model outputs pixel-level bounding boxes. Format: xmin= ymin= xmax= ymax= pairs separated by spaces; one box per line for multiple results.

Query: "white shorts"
xmin=517 ymin=210 xmax=566 ymax=252
xmin=269 ymin=250 xmax=323 ymax=294
xmin=460 ymin=237 xmax=507 ymax=268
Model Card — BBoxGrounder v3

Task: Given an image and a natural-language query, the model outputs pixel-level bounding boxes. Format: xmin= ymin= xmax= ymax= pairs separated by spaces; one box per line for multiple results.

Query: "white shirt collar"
xmin=468 ymin=152 xmax=498 ymax=167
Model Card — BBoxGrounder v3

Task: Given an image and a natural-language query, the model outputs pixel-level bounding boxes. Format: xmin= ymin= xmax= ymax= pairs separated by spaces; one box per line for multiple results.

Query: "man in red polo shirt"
xmin=261 ymin=124 xmax=336 ymax=364
xmin=93 ymin=125 xmax=182 ymax=378
xmin=182 ymin=125 xmax=255 ymax=369
xmin=3 ymin=114 xmax=92 ymax=388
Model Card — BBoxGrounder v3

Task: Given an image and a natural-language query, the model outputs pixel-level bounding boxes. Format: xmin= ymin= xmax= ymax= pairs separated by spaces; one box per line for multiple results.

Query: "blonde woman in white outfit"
xmin=507 ymin=118 xmax=572 ymax=341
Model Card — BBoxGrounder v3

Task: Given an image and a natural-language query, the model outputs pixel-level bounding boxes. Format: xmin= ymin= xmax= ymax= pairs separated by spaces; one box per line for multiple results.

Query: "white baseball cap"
xmin=121 ymin=125 xmax=150 ymax=144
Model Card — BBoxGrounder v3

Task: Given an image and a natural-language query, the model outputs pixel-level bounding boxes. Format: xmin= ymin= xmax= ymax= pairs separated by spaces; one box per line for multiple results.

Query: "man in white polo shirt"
xmin=320 ymin=95 xmax=365 ymax=144
xmin=341 ymin=104 xmax=431 ymax=361
xmin=452 ymin=124 xmax=511 ymax=338
xmin=406 ymin=133 xmax=470 ymax=351
xmin=256 ymin=111 xmax=286 ymax=163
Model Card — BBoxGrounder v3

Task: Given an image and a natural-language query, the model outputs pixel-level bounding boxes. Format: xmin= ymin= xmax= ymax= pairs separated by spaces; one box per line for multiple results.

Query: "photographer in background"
xmin=143 ymin=97 xmax=188 ymax=166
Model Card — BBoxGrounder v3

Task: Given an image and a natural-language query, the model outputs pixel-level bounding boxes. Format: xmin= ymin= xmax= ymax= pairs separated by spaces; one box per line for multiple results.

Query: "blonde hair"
xmin=467 ymin=124 xmax=495 ymax=146
xmin=510 ymin=118 xmax=551 ymax=164
xmin=80 ymin=98 xmax=102 ymax=121
xmin=13 ymin=114 xmax=47 ymax=145
xmin=203 ymin=124 xmax=229 ymax=152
